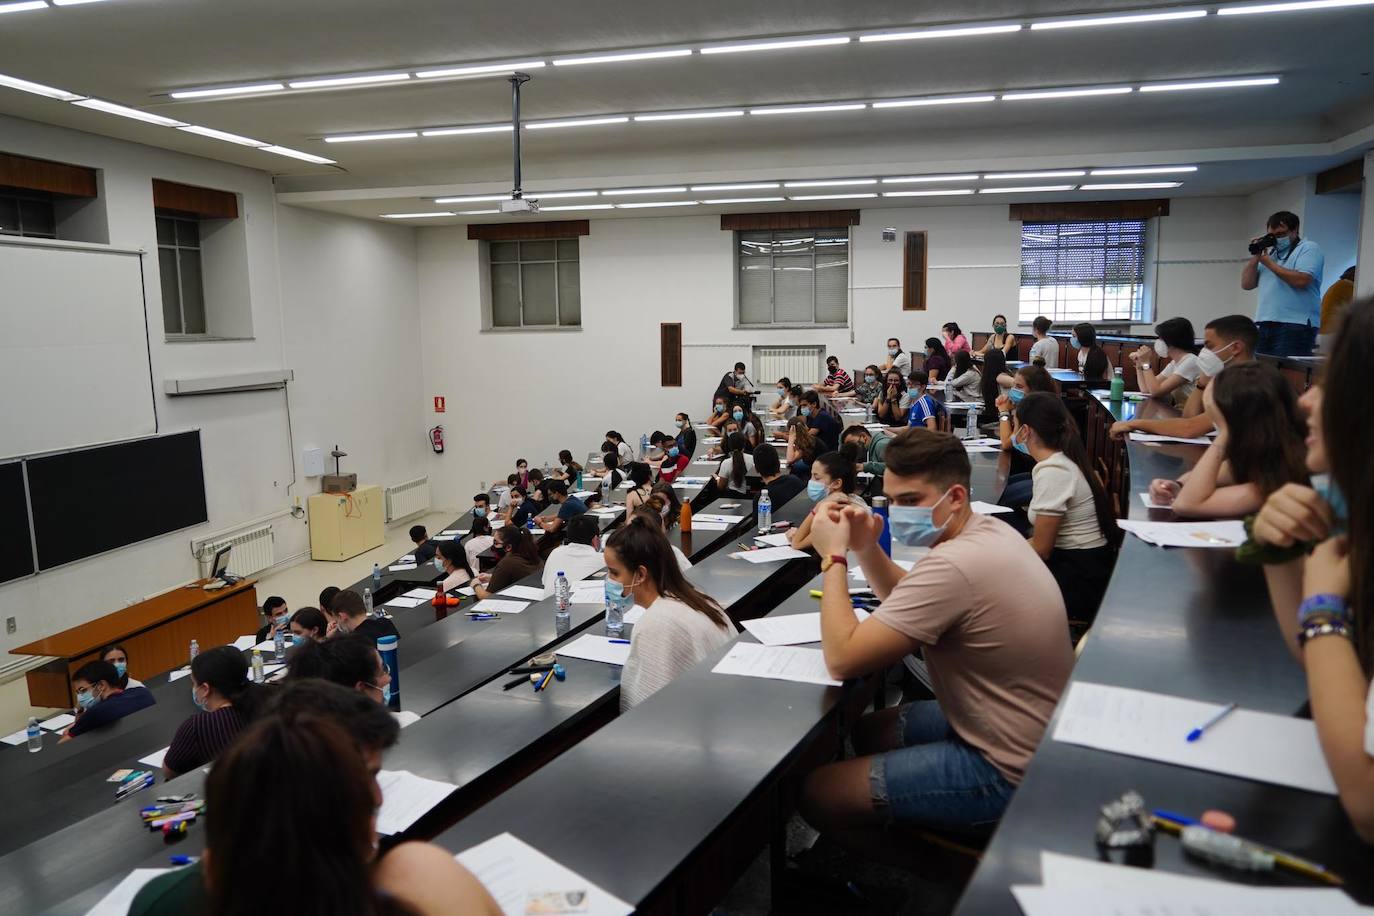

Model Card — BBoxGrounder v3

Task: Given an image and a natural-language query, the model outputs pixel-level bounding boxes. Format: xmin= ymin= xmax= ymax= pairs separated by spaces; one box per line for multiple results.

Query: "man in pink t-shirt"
xmin=799 ymin=428 xmax=1072 ymax=838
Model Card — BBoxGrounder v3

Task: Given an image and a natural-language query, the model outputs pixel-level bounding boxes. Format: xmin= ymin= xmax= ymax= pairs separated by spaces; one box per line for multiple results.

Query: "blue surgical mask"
xmin=888 ymin=347 xmax=899 ymax=357
xmin=800 ymin=406 xmax=812 ymax=417
xmin=806 ymin=480 xmax=828 ymax=502
xmin=1070 ymin=335 xmax=1081 ymax=350
xmin=604 ymin=577 xmax=635 ymax=611
xmin=1274 ymin=236 xmax=1292 ymax=254
xmin=907 ymin=387 xmax=920 ymax=397
xmin=1013 ymin=438 xmax=1030 ymax=456
xmin=667 ymin=446 xmax=679 ymax=459
xmin=474 ymin=506 xmax=487 ymax=517
xmin=291 ymin=634 xmax=306 ymax=646
xmin=732 ymin=410 xmax=744 ymax=422
xmin=1311 ymin=474 xmax=1349 ymax=535
xmin=76 ymin=689 xmax=98 ymax=711
xmin=434 ymin=556 xmax=445 ymax=571
xmin=889 ymin=489 xmax=952 ymax=548
xmin=381 ymin=683 xmax=392 ymax=705
xmin=113 ymin=661 xmax=127 ymax=678
xmin=714 ymin=404 xmax=725 ymax=414
xmin=275 ymin=614 xmax=290 ymax=629
xmin=191 ymin=684 xmax=209 ymax=711
xmin=676 ymin=420 xmax=686 ymax=429
xmin=865 ymin=374 xmax=875 ymax=383
xmin=1008 ymin=388 xmax=1025 ymax=404
xmin=776 ymin=388 xmax=786 ymax=397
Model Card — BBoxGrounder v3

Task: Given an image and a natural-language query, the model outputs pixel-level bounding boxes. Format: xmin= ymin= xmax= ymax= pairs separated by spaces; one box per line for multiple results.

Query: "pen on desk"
xmin=501 ymin=675 xmax=528 ymax=691
xmin=467 ymin=612 xmax=498 ymax=620
xmin=1186 ymin=701 xmax=1238 ymax=742
xmin=169 ymin=855 xmax=200 ymax=866
xmin=608 ymin=638 xmax=630 ymax=644
xmin=534 ymin=669 xmax=554 ymax=692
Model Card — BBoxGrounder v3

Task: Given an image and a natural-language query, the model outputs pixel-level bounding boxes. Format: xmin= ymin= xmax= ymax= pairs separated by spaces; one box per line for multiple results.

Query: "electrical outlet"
xmin=6 ymin=617 xmax=15 ymax=634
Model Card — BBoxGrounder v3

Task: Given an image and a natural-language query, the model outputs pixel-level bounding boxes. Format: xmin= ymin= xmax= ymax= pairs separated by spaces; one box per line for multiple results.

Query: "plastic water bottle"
xmin=26 ymin=717 xmax=40 ymax=753
xmin=757 ymin=489 xmax=772 ymax=535
xmin=1110 ymin=366 xmax=1126 ymax=402
xmin=604 ymin=579 xmax=625 ymax=638
xmin=639 ymin=433 xmax=649 ymax=459
xmin=372 ymin=563 xmax=382 ymax=589
xmin=251 ymin=649 xmax=264 ymax=684
xmin=554 ymin=572 xmax=571 ymax=634
xmin=189 ymin=639 xmax=199 ymax=663
xmin=965 ymin=407 xmax=977 ymax=439
xmin=526 ymin=515 xmax=536 ymax=533
xmin=363 ymin=587 xmax=374 ymax=616
xmin=273 ymin=624 xmax=286 ymax=661
xmin=873 ymin=495 xmax=892 ymax=557
xmin=543 ymin=459 xmax=552 ymax=478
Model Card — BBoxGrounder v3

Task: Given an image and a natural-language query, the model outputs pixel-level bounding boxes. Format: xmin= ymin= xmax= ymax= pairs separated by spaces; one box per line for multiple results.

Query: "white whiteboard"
xmin=0 ymin=239 xmax=156 ymax=459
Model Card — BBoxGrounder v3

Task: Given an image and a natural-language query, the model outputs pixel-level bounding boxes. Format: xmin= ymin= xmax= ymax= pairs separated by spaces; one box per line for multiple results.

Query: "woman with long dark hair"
xmin=785 ymin=416 xmax=819 ymax=478
xmin=163 ymin=646 xmax=270 ymax=778
xmin=1167 ymin=364 xmax=1308 ymax=518
xmin=875 ymin=367 xmax=908 ymax=425
xmin=610 ymin=517 xmax=737 ymax=710
xmin=976 ymin=313 xmax=1017 ymax=357
xmin=474 ymin=525 xmax=541 ymax=598
xmin=946 ymin=349 xmax=982 ymax=401
xmin=923 ymin=337 xmax=951 ymax=383
xmin=979 ymin=349 xmax=1012 ymax=426
xmin=436 ymin=538 xmax=475 ymax=592
xmin=624 ymin=461 xmax=654 ymax=514
xmin=100 ymin=643 xmax=144 ymax=689
xmin=1013 ymin=392 xmax=1119 ymax=622
xmin=674 ymin=411 xmax=697 ymax=459
xmin=942 ymin=322 xmax=970 ymax=355
xmin=289 ymin=607 xmax=328 ymax=644
xmin=1071 ymin=322 xmax=1111 ymax=382
xmin=715 ymin=431 xmax=753 ymax=495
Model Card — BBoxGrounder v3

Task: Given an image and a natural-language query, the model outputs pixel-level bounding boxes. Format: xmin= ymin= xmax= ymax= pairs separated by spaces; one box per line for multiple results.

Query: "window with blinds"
xmin=736 ymin=228 xmax=849 ymax=328
xmin=487 ymin=238 xmax=581 ymax=328
xmin=1019 ymin=219 xmax=1150 ymax=324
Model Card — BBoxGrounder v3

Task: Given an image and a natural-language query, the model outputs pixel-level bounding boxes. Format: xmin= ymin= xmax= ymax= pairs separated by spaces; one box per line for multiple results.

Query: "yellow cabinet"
xmin=308 ymin=485 xmax=385 ymax=561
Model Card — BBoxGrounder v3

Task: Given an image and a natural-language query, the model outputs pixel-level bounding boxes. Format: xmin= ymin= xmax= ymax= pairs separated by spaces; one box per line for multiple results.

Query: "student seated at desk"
xmin=600 ymin=451 xmax=625 ymax=492
xmin=881 ymin=337 xmax=912 ymax=379
xmin=131 ymin=680 xmax=501 ymax=916
xmin=815 ymin=355 xmax=855 ymax=396
xmin=770 ymin=377 xmax=797 ymax=420
xmin=854 ymin=364 xmax=883 ymax=406
xmin=979 ymin=349 xmax=1013 ymax=426
xmin=471 ymin=492 xmax=492 ymax=521
xmin=651 ymin=434 xmax=691 ymax=484
xmin=905 ymin=373 xmax=946 ymax=430
xmin=753 ymin=442 xmax=805 ymax=507
xmin=801 ymin=390 xmax=841 ymax=452
xmin=946 ymin=350 xmax=982 ymax=401
xmin=995 ymin=365 xmax=1059 ymax=453
xmin=552 ymin=449 xmax=583 ymax=482
xmin=504 ymin=487 xmax=534 ymax=528
xmin=464 ymin=516 xmax=496 ymax=572
xmin=1029 ymin=315 xmax=1059 ymax=368
xmin=610 ymin=517 xmax=737 ymax=711
xmin=475 ymin=525 xmax=542 ymax=599
xmin=289 ymin=606 xmax=328 ymax=644
xmin=1248 ymin=297 xmax=1374 ymax=842
xmin=714 ymin=432 xmax=754 ymax=495
xmin=331 ymin=589 xmax=399 ymax=644
xmin=875 ymin=368 xmax=909 ymax=426
xmin=635 ymin=499 xmax=693 ymax=571
xmin=163 ymin=645 xmax=268 ymax=778
xmin=1071 ymin=322 xmax=1112 ymax=383
xmin=1160 ymin=363 xmax=1307 ymax=518
xmin=923 ymin=337 xmax=951 ymax=383
xmin=1129 ymin=316 xmax=1201 ymax=407
xmin=841 ymin=425 xmax=892 ymax=477
xmin=408 ymin=525 xmax=439 ymax=565
xmin=1014 ymin=393 xmax=1119 ymax=622
xmin=975 ymin=314 xmax=1017 ymax=358
xmin=435 ymin=539 xmax=474 ymax=593
xmin=673 ymin=412 xmax=697 ymax=459
xmin=942 ymin=322 xmax=971 ymax=356
xmin=514 ymin=458 xmax=530 ymax=490
xmin=622 ymin=462 xmax=653 ymax=514
xmin=799 ymin=429 xmax=1072 ymax=839
xmin=790 ymin=452 xmax=868 ymax=552
xmin=287 ymin=634 xmax=393 ymax=705
xmin=542 ymin=514 xmax=605 ymax=596
xmin=497 ymin=474 xmax=518 ymax=513
xmin=255 ymin=595 xmax=290 ymax=643
xmin=605 ymin=430 xmax=635 ymax=466
xmin=707 ymin=394 xmax=731 ymax=430
xmin=785 ymin=416 xmax=820 ymax=479
xmin=536 ymin=480 xmax=587 ymax=536
xmin=60 ymin=660 xmax=155 ymax=742
xmin=100 ymin=643 xmax=144 ymax=689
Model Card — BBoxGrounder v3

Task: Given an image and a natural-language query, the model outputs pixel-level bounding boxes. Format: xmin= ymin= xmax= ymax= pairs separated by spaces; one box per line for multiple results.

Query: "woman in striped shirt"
xmin=162 ymin=645 xmax=269 ymax=778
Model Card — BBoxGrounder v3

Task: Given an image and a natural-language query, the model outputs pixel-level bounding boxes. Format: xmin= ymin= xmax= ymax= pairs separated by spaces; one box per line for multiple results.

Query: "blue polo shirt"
xmin=557 ymin=495 xmax=588 ymax=521
xmin=1256 ymin=239 xmax=1323 ymax=326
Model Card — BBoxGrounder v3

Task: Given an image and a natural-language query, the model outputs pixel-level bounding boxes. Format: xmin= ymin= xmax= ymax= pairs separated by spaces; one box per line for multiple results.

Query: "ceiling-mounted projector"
xmin=499 ymin=197 xmax=539 ymax=214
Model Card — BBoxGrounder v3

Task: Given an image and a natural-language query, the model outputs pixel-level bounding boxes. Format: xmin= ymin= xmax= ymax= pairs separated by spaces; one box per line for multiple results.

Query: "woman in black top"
xmin=475 ymin=526 xmax=542 ymax=598
xmin=674 ymin=412 xmax=697 ymax=459
xmin=923 ymin=337 xmax=951 ymax=383
xmin=163 ymin=646 xmax=268 ymax=778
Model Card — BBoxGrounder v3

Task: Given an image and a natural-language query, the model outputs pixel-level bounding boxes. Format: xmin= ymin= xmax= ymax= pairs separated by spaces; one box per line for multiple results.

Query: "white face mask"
xmin=1196 ymin=343 xmax=1234 ymax=377
xmin=1153 ymin=339 xmax=1170 ymax=359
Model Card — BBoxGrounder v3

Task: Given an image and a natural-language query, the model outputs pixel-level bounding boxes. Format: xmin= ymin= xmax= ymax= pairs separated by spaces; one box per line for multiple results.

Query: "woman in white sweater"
xmin=607 ymin=517 xmax=737 ymax=711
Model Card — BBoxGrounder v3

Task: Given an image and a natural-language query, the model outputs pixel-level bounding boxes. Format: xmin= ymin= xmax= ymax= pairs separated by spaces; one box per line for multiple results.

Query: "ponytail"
xmin=725 ymin=432 xmax=748 ymax=491
xmin=1016 ymin=393 xmax=1119 ymax=546
xmin=191 ymin=645 xmax=269 ymax=722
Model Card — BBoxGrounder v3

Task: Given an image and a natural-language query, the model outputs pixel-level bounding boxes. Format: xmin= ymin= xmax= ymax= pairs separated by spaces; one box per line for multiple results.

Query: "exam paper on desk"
xmin=470 ymin=598 xmax=530 ymax=615
xmin=375 ymin=769 xmax=458 ymax=835
xmin=1117 ymin=519 xmax=1246 ymax=549
xmin=1012 ymin=885 xmax=1361 ymax=916
xmin=742 ymin=609 xmax=870 ymax=646
xmin=139 ymin=746 xmax=169 ymax=769
xmin=729 ymin=546 xmax=808 ymax=563
xmin=455 ymin=832 xmax=634 ymax=916
xmin=385 ymin=595 xmax=429 ymax=610
xmin=403 ymin=586 xmax=440 ymax=600
xmin=232 ymin=634 xmax=258 ymax=651
xmin=712 ymin=642 xmax=842 ymax=687
xmin=570 ymin=581 xmax=606 ymax=604
xmin=389 ymin=563 xmax=418 ymax=572
xmin=687 ymin=520 xmax=730 ymax=531
xmin=40 ymin=712 xmax=76 ymax=730
xmin=554 ymin=635 xmax=631 ymax=667
xmin=497 ymin=585 xmax=546 ymax=602
xmin=87 ymin=868 xmax=174 ymax=916
xmin=0 ymin=726 xmax=32 ymax=746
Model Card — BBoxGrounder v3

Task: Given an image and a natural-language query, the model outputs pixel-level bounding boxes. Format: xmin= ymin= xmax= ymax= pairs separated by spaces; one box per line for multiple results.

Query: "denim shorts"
xmin=869 ymin=701 xmax=1015 ymax=835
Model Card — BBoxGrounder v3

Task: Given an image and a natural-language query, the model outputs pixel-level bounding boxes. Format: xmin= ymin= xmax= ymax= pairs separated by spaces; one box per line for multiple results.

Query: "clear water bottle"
xmin=372 ymin=563 xmax=382 ymax=589
xmin=543 ymin=459 xmax=552 ymax=478
xmin=26 ymin=716 xmax=41 ymax=753
xmin=639 ymin=433 xmax=649 ymax=459
xmin=965 ymin=407 xmax=977 ymax=439
xmin=251 ymin=649 xmax=265 ymax=684
xmin=757 ymin=489 xmax=772 ymax=535
xmin=604 ymin=579 xmax=625 ymax=638
xmin=363 ymin=587 xmax=374 ymax=616
xmin=273 ymin=624 xmax=286 ymax=661
xmin=554 ymin=572 xmax=571 ymax=635
xmin=189 ymin=639 xmax=200 ymax=663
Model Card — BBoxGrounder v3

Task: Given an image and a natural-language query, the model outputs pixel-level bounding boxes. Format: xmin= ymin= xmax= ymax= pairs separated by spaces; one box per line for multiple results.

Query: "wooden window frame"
xmin=902 ymin=231 xmax=928 ymax=311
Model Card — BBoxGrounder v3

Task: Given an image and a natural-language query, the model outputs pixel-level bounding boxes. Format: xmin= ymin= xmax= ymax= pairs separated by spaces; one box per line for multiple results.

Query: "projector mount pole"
xmin=509 ymin=72 xmax=531 ymax=201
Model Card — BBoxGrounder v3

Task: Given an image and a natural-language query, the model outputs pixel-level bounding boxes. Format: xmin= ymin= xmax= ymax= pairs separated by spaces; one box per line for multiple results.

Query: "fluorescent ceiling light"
xmin=529 ymin=191 xmax=599 ymax=199
xmin=287 ymin=73 xmax=410 ymax=90
xmin=1139 ymin=76 xmax=1279 ymax=92
xmin=415 ymin=61 xmax=545 ymax=79
xmin=260 ymin=146 xmax=336 ymax=165
xmin=1030 ymin=9 xmax=1208 ymax=29
xmin=691 ymin=182 xmax=781 ymax=192
xmin=0 ymin=2 xmax=48 ymax=13
xmin=615 ymin=200 xmax=700 ymax=208
xmin=859 ymin=23 xmax=1022 ymax=42
xmin=984 ymin=170 xmax=1086 ymax=179
xmin=784 ymin=179 xmax=877 ymax=188
xmin=421 ymin=124 xmax=512 ymax=137
xmin=51 ymin=0 xmax=109 ymax=4
xmin=1078 ymin=182 xmax=1183 ymax=190
xmin=633 ymin=109 xmax=745 ymax=121
xmin=553 ymin=48 xmax=692 ymax=66
xmin=788 ymin=193 xmax=878 ymax=200
xmin=1219 ymin=0 xmax=1374 ymax=14
xmin=872 ymin=94 xmax=997 ymax=108
xmin=433 ymin=194 xmax=508 ymax=204
xmin=602 ymin=187 xmax=687 ymax=196
xmin=177 ymin=125 xmax=267 ymax=147
xmin=1090 ymin=165 xmax=1197 ymax=175
xmin=1002 ymin=86 xmax=1133 ymax=101
xmin=73 ymin=99 xmax=187 ymax=127
xmin=977 ymin=185 xmax=1077 ymax=193
xmin=0 ymin=72 xmax=83 ymax=101
xmin=458 ymin=209 xmax=500 ymax=215
xmin=539 ymin=204 xmax=615 ymax=211
xmin=702 ymin=197 xmax=786 ymax=204
xmin=381 ymin=212 xmax=455 ymax=219
xmin=883 ymin=174 xmax=980 ymax=183
xmin=882 ymin=189 xmax=976 ymax=197
xmin=169 ymin=82 xmax=285 ymax=100
xmin=323 ymin=131 xmax=418 ymax=143
xmin=699 ymin=35 xmax=851 ymax=55
xmin=750 ymin=103 xmax=866 ymax=115
xmin=526 ymin=116 xmax=630 ymax=130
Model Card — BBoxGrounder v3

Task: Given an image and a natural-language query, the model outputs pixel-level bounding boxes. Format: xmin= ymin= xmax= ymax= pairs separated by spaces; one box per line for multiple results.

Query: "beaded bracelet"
xmin=1298 ymin=593 xmax=1351 ymax=627
xmin=1298 ymin=620 xmax=1351 ymax=649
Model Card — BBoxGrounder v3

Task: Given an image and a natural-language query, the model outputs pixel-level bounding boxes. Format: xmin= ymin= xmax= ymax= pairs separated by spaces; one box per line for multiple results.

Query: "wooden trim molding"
xmin=1009 ymin=199 xmax=1170 ymax=222
xmin=1315 ymin=158 xmax=1363 ymax=195
xmin=467 ymin=220 xmax=590 ymax=241
xmin=151 ymin=179 xmax=239 ymax=219
xmin=660 ymin=323 xmax=682 ymax=387
xmin=903 ymin=231 xmax=928 ymax=312
xmin=0 ymin=151 xmax=97 ymax=198
xmin=720 ymin=210 xmax=861 ymax=231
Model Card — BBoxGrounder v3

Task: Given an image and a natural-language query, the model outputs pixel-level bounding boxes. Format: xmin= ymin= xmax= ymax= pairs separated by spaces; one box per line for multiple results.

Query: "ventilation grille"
xmin=385 ymin=477 xmax=430 ymax=522
xmin=755 ymin=346 xmax=825 ymax=386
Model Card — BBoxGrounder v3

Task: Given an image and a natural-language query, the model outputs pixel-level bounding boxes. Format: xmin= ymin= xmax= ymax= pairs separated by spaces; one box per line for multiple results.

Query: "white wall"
xmin=1360 ymin=152 xmax=1374 ymax=299
xmin=1304 ymin=185 xmax=1362 ymax=294
xmin=0 ymin=116 xmax=427 ymax=653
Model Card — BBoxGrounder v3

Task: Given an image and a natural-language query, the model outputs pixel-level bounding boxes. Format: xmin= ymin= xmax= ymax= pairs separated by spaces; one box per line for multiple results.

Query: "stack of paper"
xmin=440 ymin=528 xmax=469 ymax=537
xmin=87 ymin=868 xmax=175 ymax=916
xmin=431 ymin=533 xmax=457 ymax=541
xmin=168 ymin=667 xmax=192 ymax=683
xmin=1117 ymin=519 xmax=1246 ymax=549
xmin=1129 ymin=431 xmax=1214 ymax=445
xmin=389 ymin=563 xmax=417 ymax=572
xmin=712 ymin=642 xmax=842 ymax=687
xmin=403 ymin=587 xmax=439 ymax=600
xmin=375 ymin=769 xmax=459 ymax=835
xmin=742 ymin=609 xmax=870 ymax=646
xmin=385 ymin=595 xmax=429 ymax=610
xmin=696 ymin=513 xmax=747 ymax=523
xmin=456 ymin=833 xmax=634 ymax=916
xmin=470 ymin=598 xmax=529 ymax=615
xmin=0 ymin=726 xmax=33 ymax=746
xmin=730 ymin=546 xmax=808 ymax=564
xmin=498 ymin=585 xmax=546 ymax=602
xmin=232 ymin=634 xmax=258 ymax=651
xmin=40 ymin=713 xmax=75 ymax=731
xmin=572 ymin=490 xmax=596 ymax=500
xmin=555 ymin=635 xmax=631 ymax=667
xmin=754 ymin=532 xmax=792 ymax=547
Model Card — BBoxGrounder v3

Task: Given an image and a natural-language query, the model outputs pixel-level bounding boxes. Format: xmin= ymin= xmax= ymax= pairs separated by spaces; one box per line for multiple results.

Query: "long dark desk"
xmin=952 ymin=397 xmax=1374 ymax=912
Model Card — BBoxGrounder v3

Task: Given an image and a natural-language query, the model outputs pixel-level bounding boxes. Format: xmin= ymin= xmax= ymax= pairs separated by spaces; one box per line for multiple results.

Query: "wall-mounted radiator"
xmin=754 ymin=346 xmax=825 ymax=386
xmin=385 ymin=477 xmax=430 ymax=522
xmin=195 ymin=524 xmax=275 ymax=578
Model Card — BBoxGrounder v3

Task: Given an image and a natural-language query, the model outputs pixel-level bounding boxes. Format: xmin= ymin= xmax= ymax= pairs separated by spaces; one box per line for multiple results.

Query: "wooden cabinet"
xmin=308 ymin=485 xmax=384 ymax=561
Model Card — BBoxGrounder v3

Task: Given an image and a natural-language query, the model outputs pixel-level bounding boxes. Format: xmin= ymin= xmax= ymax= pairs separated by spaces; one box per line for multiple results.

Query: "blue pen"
xmin=1186 ymin=702 xmax=1238 ymax=742
xmin=1152 ymin=808 xmax=1199 ymax=826
xmin=468 ymin=613 xmax=497 ymax=620
xmin=608 ymin=639 xmax=630 ymax=644
xmin=169 ymin=855 xmax=200 ymax=866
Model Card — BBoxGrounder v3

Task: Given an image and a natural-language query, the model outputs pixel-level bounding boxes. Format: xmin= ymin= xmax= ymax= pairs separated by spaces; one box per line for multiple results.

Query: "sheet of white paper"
xmin=964 ymin=437 xmax=1001 ymax=447
xmin=167 ymin=667 xmax=192 ymax=683
xmin=1 ymin=727 xmax=32 ymax=746
xmin=40 ymin=713 xmax=75 ymax=730
xmin=457 ymin=586 xmax=477 ymax=597
xmin=232 ymin=634 xmax=257 ymax=651
xmin=490 ymin=520 xmax=507 ymax=529
xmin=470 ymin=598 xmax=530 ymax=615
xmin=385 ymin=595 xmax=429 ymax=609
xmin=1011 ymin=884 xmax=1360 ymax=916
xmin=730 ymin=546 xmax=809 ymax=564
xmin=554 ymin=634 xmax=631 ymax=667
xmin=1116 ymin=519 xmax=1247 ymax=549
xmin=431 ymin=533 xmax=457 ymax=541
xmin=621 ymin=604 xmax=649 ymax=625
xmin=139 ymin=746 xmax=169 ymax=768
xmin=695 ymin=513 xmax=747 ymax=523
xmin=455 ymin=832 xmax=634 ymax=916
xmin=498 ymin=585 xmax=546 ymax=602
xmin=263 ymin=663 xmax=284 ymax=678
xmin=375 ymin=769 xmax=458 ymax=835
xmin=713 ymin=642 xmax=842 ymax=687
xmin=86 ymin=868 xmax=174 ymax=916
xmin=754 ymin=532 xmax=792 ymax=547
xmin=571 ymin=581 xmax=606 ymax=604
xmin=253 ymin=639 xmax=276 ymax=653
xmin=971 ymin=501 xmax=1013 ymax=515
xmin=964 ymin=445 xmax=1002 ymax=454
xmin=1129 ymin=432 xmax=1213 ymax=445
xmin=742 ymin=609 xmax=871 ymax=646
xmin=1139 ymin=491 xmax=1172 ymax=510
xmin=393 ymin=710 xmax=421 ymax=729
xmin=389 ymin=563 xmax=418 ymax=572
xmin=403 ymin=587 xmax=439 ymax=600
xmin=687 ymin=520 xmax=730 ymax=531
xmin=674 ymin=476 xmax=711 ymax=485
xmin=1053 ymin=681 xmax=1337 ymax=794
xmin=440 ymin=529 xmax=469 ymax=536
xmin=850 ymin=558 xmax=917 ymax=581
xmin=398 ymin=554 xmax=416 ymax=564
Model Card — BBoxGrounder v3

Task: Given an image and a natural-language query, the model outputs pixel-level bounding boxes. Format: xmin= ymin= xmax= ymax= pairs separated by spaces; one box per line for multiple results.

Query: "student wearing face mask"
xmin=942 ymin=322 xmax=970 ymax=356
xmin=816 ymin=356 xmax=855 ymax=396
xmin=408 ymin=525 xmax=439 ymax=565
xmin=996 ymin=365 xmax=1059 ymax=453
xmin=253 ymin=595 xmax=291 ymax=643
xmin=715 ymin=361 xmax=755 ymax=411
xmin=905 ymin=373 xmax=946 ymax=431
xmin=673 ymin=412 xmax=697 ymax=459
xmin=1241 ymin=210 xmax=1324 ymax=358
xmin=100 ymin=643 xmax=144 ymax=689
xmin=1129 ymin=316 xmax=1201 ymax=406
xmin=329 ymin=589 xmax=399 ymax=644
xmin=285 ymin=633 xmax=395 ymax=706
xmin=475 ymin=525 xmax=542 ymax=598
xmin=800 ymin=390 xmax=840 ymax=452
xmin=1070 ymin=323 xmax=1111 ymax=382
xmin=463 ymin=515 xmax=496 ymax=572
xmin=854 ymin=364 xmax=883 ymax=405
xmin=841 ymin=425 xmax=892 ymax=477
xmin=651 ymin=433 xmax=691 ymax=483
xmin=61 ymin=660 xmax=156 ymax=741
xmin=770 ymin=377 xmax=797 ymax=420
xmin=609 ymin=517 xmax=737 ymax=711
xmin=923 ymin=337 xmax=951 ymax=383
xmin=497 ymin=474 xmax=518 ymax=513
xmin=875 ymin=368 xmax=909 ymax=425
xmin=471 ymin=493 xmax=492 ymax=521
xmin=514 ymin=459 xmax=530 ymax=490
xmin=163 ymin=645 xmax=269 ymax=778
xmin=708 ymin=395 xmax=731 ymax=430
xmin=976 ymin=314 xmax=1017 ymax=357
xmin=289 ymin=607 xmax=328 ymax=644
xmin=799 ymin=429 xmax=1071 ymax=839
xmin=945 ymin=350 xmax=982 ymax=402
xmin=881 ymin=338 xmax=912 ymax=379
xmin=318 ymin=585 xmax=342 ymax=636
xmin=542 ymin=515 xmax=605 ymax=596
xmin=789 ymin=452 xmax=867 ymax=552
xmin=433 ymin=539 xmax=475 ymax=593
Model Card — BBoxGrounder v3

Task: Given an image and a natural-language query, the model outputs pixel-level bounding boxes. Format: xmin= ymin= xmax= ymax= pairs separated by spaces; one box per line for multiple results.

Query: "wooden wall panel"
xmin=0 ymin=151 xmax=97 ymax=198
xmin=661 ymin=323 xmax=682 ymax=387
xmin=1315 ymin=158 xmax=1363 ymax=195
xmin=1009 ymin=199 xmax=1170 ymax=222
xmin=720 ymin=210 xmax=861 ymax=231
xmin=902 ymin=231 xmax=927 ymax=311
xmin=467 ymin=220 xmax=590 ymax=241
xmin=152 ymin=179 xmax=239 ymax=218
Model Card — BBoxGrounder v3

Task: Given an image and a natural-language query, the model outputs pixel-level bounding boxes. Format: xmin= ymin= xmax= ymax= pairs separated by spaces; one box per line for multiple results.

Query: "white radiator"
xmin=197 ymin=524 xmax=275 ymax=578
xmin=755 ymin=346 xmax=825 ymax=386
xmin=386 ymin=477 xmax=430 ymax=522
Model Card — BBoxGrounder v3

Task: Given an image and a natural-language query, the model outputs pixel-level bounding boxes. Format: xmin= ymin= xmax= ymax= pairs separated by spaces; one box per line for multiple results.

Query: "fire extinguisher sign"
xmin=434 ymin=396 xmax=446 ymax=413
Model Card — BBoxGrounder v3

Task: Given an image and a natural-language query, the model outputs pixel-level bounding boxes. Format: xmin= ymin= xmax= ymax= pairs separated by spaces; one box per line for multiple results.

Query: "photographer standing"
xmin=1240 ymin=210 xmax=1324 ymax=357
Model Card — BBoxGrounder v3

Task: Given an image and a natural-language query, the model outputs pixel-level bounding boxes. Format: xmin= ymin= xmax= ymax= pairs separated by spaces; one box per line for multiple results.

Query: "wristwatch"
xmin=999 ymin=413 xmax=1011 ymax=423
xmin=820 ymin=554 xmax=848 ymax=573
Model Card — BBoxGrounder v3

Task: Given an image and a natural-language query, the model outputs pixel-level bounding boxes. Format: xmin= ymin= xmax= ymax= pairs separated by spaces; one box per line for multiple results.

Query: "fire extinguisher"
xmin=429 ymin=425 xmax=444 ymax=454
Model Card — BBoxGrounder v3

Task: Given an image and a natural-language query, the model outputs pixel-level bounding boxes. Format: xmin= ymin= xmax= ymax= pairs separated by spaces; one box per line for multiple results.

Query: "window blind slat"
xmin=1019 ymin=219 xmax=1147 ymax=324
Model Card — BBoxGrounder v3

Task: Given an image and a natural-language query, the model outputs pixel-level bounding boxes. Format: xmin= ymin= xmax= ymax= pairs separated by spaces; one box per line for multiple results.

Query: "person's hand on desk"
xmin=1149 ymin=478 xmax=1181 ymax=506
xmin=1109 ymin=419 xmax=1136 ymax=439
xmin=1254 ymin=483 xmax=1333 ymax=548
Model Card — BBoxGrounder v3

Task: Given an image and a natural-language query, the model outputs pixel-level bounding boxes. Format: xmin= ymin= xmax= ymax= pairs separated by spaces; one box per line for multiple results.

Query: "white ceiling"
xmin=1 ymin=0 xmax=1372 ymax=223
